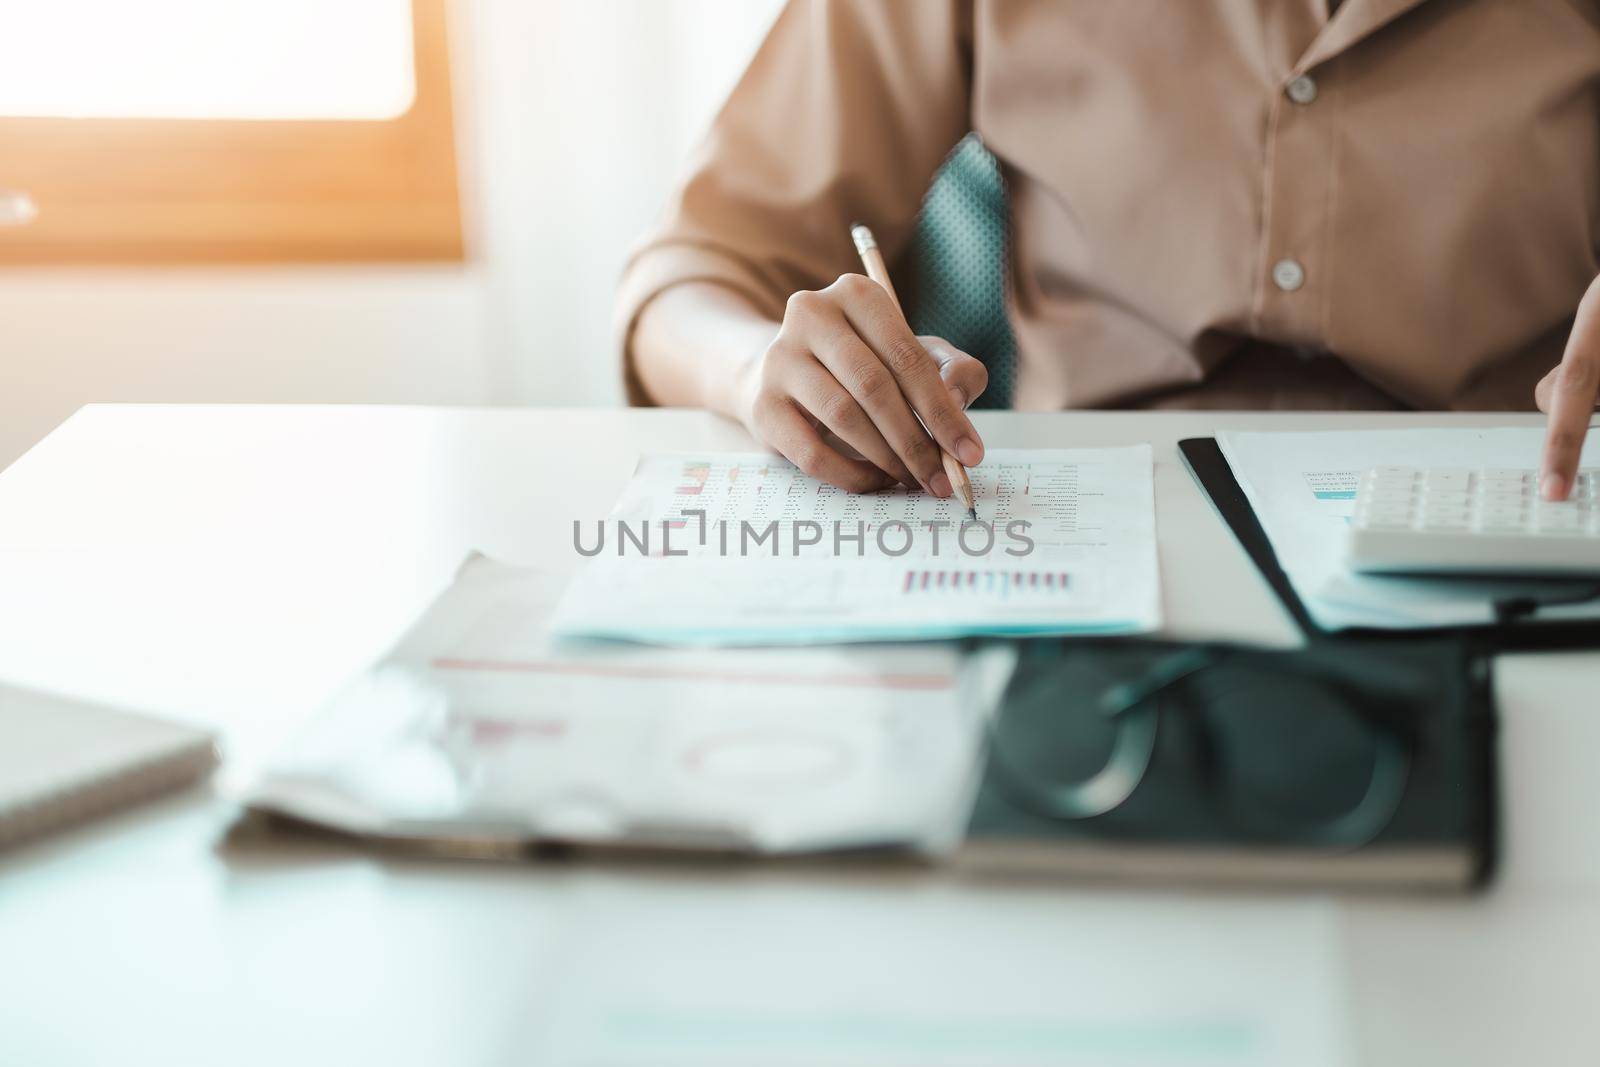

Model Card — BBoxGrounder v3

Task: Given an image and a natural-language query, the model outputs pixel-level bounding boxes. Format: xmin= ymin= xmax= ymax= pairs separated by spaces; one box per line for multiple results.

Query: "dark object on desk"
xmin=1178 ymin=436 xmax=1600 ymax=648
xmin=960 ymin=638 xmax=1497 ymax=893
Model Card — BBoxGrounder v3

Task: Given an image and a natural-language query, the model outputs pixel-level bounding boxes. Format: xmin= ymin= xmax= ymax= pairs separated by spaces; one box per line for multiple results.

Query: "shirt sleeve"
xmin=615 ymin=0 xmax=974 ymax=405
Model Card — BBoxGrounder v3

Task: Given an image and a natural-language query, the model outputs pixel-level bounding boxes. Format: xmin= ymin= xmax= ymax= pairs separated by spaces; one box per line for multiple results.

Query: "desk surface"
xmin=1 ymin=406 xmax=1596 ymax=1066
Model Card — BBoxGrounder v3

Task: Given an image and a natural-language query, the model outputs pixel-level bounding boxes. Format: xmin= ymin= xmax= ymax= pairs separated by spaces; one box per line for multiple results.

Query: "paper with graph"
xmin=551 ymin=447 xmax=1160 ymax=644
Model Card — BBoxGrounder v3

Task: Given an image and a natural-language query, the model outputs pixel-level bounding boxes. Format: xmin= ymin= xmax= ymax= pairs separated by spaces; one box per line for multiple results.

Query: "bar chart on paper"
xmin=551 ymin=448 xmax=1161 ymax=645
xmin=901 ymin=569 xmax=1074 ymax=597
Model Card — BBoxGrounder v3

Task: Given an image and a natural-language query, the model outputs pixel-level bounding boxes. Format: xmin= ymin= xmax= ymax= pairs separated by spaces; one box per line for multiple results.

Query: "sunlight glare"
xmin=0 ymin=0 xmax=415 ymax=120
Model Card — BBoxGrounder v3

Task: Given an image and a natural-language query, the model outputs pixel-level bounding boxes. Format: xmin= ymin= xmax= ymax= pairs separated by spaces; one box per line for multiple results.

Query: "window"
xmin=0 ymin=0 xmax=462 ymax=263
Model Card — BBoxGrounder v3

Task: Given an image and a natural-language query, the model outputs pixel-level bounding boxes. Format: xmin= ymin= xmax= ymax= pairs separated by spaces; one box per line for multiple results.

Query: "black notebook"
xmin=958 ymin=637 xmax=1497 ymax=892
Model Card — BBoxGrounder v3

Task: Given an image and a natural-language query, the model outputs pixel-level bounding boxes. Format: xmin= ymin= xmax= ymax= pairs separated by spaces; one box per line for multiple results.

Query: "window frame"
xmin=0 ymin=0 xmax=462 ymax=264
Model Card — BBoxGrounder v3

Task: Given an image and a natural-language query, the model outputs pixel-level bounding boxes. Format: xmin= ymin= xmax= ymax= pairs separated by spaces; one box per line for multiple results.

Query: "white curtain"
xmin=463 ymin=0 xmax=787 ymax=406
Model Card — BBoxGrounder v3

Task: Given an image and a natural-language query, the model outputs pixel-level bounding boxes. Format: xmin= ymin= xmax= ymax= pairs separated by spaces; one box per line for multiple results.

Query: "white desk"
xmin=1 ymin=406 xmax=1596 ymax=1065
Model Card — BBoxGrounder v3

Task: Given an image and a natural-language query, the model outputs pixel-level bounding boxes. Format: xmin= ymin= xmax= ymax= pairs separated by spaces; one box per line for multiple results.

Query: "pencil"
xmin=850 ymin=222 xmax=977 ymax=519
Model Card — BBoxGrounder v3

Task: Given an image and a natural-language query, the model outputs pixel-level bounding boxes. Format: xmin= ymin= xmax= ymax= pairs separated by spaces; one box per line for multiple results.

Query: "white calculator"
xmin=1345 ymin=467 xmax=1600 ymax=575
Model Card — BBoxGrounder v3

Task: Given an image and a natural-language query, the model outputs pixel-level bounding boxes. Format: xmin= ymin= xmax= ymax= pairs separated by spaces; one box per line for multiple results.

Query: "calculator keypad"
xmin=1355 ymin=468 xmax=1600 ymax=537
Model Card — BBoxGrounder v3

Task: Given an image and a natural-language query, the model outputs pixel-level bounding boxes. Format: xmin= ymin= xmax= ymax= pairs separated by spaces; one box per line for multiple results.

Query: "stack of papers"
xmin=551 ymin=448 xmax=1161 ymax=644
xmin=250 ymin=558 xmax=1014 ymax=855
xmin=1218 ymin=427 xmax=1600 ymax=630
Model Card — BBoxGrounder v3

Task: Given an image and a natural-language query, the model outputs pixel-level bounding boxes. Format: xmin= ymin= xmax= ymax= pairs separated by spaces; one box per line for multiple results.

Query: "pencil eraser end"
xmin=850 ymin=223 xmax=876 ymax=255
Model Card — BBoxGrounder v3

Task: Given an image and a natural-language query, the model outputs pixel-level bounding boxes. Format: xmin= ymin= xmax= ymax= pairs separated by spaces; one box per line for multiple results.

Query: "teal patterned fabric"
xmin=895 ymin=134 xmax=1018 ymax=410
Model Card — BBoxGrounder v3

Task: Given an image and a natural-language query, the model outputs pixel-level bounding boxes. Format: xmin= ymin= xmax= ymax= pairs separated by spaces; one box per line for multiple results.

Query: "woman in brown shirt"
xmin=621 ymin=0 xmax=1600 ymax=501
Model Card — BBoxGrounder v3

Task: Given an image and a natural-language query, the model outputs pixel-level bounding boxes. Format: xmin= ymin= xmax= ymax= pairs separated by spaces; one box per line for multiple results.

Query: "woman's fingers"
xmin=830 ymin=276 xmax=986 ymax=467
xmin=752 ymin=391 xmax=893 ymax=494
xmin=1539 ymin=357 xmax=1598 ymax=502
xmin=807 ymin=314 xmax=949 ymax=493
xmin=1534 ymin=366 xmax=1558 ymax=413
xmin=921 ymin=335 xmax=990 ymax=411
xmin=1538 ymin=277 xmax=1600 ymax=501
xmin=749 ymin=278 xmax=992 ymax=494
xmin=783 ymin=359 xmax=916 ymax=487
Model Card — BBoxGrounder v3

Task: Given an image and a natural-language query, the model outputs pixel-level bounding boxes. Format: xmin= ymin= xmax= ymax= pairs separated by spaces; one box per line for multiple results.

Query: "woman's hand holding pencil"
xmin=732 ymin=225 xmax=987 ymax=503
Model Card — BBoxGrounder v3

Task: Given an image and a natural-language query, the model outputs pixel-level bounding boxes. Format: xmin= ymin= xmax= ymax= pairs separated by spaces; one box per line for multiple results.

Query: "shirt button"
xmin=1286 ymin=74 xmax=1319 ymax=105
xmin=1272 ymin=258 xmax=1306 ymax=292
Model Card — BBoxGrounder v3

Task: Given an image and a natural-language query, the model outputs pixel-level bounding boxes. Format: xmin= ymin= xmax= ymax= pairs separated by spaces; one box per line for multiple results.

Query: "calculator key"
xmin=1420 ymin=514 xmax=1472 ymax=531
xmin=1478 ymin=514 xmax=1527 ymax=529
xmin=1479 ymin=485 xmax=1529 ymax=500
xmin=1370 ymin=476 xmax=1418 ymax=492
xmin=1535 ymin=514 xmax=1581 ymax=532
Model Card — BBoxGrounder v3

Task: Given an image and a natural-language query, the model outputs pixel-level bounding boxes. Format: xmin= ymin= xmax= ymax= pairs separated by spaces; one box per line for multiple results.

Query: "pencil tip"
xmin=967 ymin=505 xmax=978 ymax=521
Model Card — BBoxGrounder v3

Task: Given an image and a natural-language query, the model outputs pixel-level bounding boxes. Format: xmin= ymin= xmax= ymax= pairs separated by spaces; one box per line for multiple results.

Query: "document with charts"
xmin=551 ymin=447 xmax=1160 ymax=644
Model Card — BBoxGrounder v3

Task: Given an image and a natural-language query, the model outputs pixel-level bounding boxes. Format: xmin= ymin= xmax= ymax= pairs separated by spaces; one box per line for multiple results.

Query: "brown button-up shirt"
xmin=618 ymin=0 xmax=1600 ymax=412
